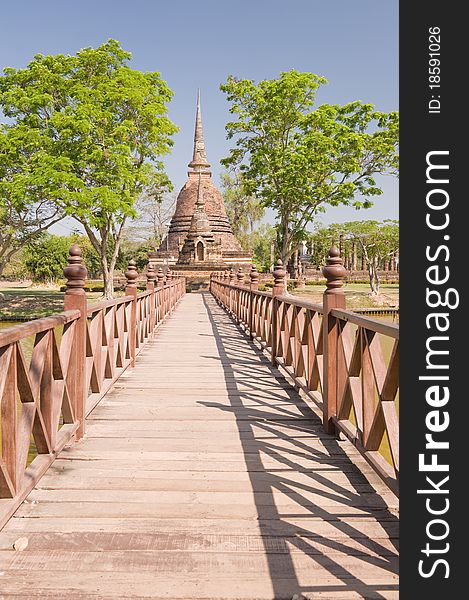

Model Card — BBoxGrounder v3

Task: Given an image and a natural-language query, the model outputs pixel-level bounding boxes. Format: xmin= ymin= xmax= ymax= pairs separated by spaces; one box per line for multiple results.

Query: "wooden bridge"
xmin=0 ymin=246 xmax=399 ymax=599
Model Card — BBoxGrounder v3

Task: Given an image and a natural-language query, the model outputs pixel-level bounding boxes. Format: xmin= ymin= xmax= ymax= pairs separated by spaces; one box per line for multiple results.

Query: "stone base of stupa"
xmin=170 ymin=261 xmax=252 ymax=291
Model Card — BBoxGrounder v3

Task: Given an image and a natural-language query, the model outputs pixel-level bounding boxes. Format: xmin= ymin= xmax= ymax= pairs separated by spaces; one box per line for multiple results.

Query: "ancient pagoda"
xmin=149 ymin=91 xmax=251 ymax=283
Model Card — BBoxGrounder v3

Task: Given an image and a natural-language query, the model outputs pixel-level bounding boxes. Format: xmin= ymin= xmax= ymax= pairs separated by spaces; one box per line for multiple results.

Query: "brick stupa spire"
xmin=188 ymin=90 xmax=211 ymax=172
xmin=150 ymin=91 xmax=252 ymax=273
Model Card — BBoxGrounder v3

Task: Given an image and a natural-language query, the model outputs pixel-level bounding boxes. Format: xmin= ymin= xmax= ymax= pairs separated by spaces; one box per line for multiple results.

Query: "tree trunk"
xmin=368 ymin=259 xmax=380 ymax=295
xmin=280 ymin=246 xmax=292 ymax=293
xmin=291 ymin=249 xmax=300 ymax=280
xmin=352 ymin=242 xmax=357 ymax=272
xmin=102 ymin=267 xmax=114 ymax=300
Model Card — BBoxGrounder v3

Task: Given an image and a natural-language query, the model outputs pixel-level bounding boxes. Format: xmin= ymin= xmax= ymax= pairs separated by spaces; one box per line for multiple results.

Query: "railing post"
xmin=249 ymin=264 xmax=259 ymax=340
xmin=157 ymin=267 xmax=165 ymax=287
xmin=236 ymin=268 xmax=244 ymax=322
xmin=223 ymin=270 xmax=229 ymax=307
xmin=271 ymin=259 xmax=285 ymax=365
xmin=322 ymin=245 xmax=347 ymax=435
xmin=229 ymin=268 xmax=235 ymax=314
xmin=156 ymin=268 xmax=165 ymax=324
xmin=166 ymin=268 xmax=173 ymax=314
xmin=63 ymin=244 xmax=88 ymax=440
xmin=146 ymin=263 xmax=156 ymax=333
xmin=125 ymin=259 xmax=138 ymax=367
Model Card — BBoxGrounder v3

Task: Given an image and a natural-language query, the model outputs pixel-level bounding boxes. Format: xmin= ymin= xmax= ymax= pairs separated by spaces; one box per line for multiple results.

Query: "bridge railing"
xmin=0 ymin=244 xmax=185 ymax=525
xmin=210 ymin=247 xmax=399 ymax=496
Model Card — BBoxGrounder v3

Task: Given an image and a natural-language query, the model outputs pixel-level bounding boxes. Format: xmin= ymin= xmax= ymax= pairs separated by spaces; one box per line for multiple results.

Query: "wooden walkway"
xmin=0 ymin=293 xmax=398 ymax=599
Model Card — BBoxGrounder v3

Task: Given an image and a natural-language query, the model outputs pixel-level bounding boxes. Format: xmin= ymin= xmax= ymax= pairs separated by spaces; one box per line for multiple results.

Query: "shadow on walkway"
xmin=200 ymin=292 xmax=398 ymax=600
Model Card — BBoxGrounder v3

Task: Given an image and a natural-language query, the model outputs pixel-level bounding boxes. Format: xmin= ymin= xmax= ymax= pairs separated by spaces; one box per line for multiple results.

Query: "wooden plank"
xmin=87 ymin=405 xmax=322 ymax=421
xmin=53 ymin=449 xmax=375 ymax=470
xmin=33 ymin=476 xmax=391 ymax=496
xmin=0 ymin=550 xmax=399 ymax=583
xmin=38 ymin=467 xmax=384 ymax=489
xmin=15 ymin=501 xmax=397 ymax=520
xmin=0 ymin=571 xmax=399 ymax=599
xmin=0 ymin=530 xmax=398 ymax=556
xmin=83 ymin=418 xmax=325 ymax=436
xmin=23 ymin=488 xmax=398 ymax=511
xmin=2 ymin=516 xmax=399 ymax=538
xmin=53 ymin=436 xmax=371 ymax=455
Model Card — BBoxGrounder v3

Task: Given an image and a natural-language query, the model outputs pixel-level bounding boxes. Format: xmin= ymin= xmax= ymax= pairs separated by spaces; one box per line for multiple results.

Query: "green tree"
xmin=0 ymin=125 xmax=65 ymax=276
xmin=24 ymin=233 xmax=101 ymax=283
xmin=118 ymin=238 xmax=156 ymax=272
xmin=25 ymin=234 xmax=71 ymax=283
xmin=0 ymin=39 xmax=177 ymax=298
xmin=249 ymin=224 xmax=277 ymax=272
xmin=310 ymin=220 xmax=399 ymax=294
xmin=220 ymin=70 xmax=399 ymax=275
xmin=308 ymin=226 xmax=336 ymax=269
xmin=342 ymin=220 xmax=399 ymax=294
xmin=219 ymin=170 xmax=264 ymax=239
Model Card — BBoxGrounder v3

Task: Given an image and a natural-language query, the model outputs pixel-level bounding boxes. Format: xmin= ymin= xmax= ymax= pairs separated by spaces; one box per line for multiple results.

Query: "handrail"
xmin=0 ymin=310 xmax=80 ymax=346
xmin=330 ymin=308 xmax=399 ymax=339
xmin=87 ymin=295 xmax=133 ymax=314
xmin=275 ymin=294 xmax=324 ymax=313
xmin=0 ymin=247 xmax=186 ymax=529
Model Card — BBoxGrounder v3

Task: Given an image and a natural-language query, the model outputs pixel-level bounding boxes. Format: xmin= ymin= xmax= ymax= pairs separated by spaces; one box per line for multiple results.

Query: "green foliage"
xmin=118 ymin=239 xmax=155 ymax=271
xmin=0 ymin=39 xmax=177 ymax=297
xmin=227 ymin=224 xmax=276 ymax=272
xmin=0 ymin=122 xmax=65 ymax=275
xmin=24 ymin=234 xmax=101 ymax=283
xmin=307 ymin=226 xmax=337 ymax=269
xmin=219 ymin=170 xmax=264 ymax=239
xmin=249 ymin=224 xmax=277 ymax=272
xmin=220 ymin=70 xmax=399 ymax=266
xmin=25 ymin=235 xmax=71 ymax=283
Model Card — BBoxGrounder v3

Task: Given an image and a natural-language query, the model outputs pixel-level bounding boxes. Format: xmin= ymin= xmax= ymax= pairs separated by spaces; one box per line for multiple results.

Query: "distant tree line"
xmin=306 ymin=220 xmax=399 ymax=294
xmin=3 ymin=232 xmax=156 ymax=285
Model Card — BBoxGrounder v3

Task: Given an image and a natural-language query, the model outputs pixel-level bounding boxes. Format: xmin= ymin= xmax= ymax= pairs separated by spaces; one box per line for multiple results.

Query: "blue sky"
xmin=1 ymin=0 xmax=398 ymax=233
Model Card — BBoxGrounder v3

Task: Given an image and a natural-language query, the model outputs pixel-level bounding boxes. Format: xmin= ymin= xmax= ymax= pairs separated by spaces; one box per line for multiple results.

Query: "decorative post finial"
xmin=64 ymin=244 xmax=87 ymax=295
xmin=229 ymin=268 xmax=236 ymax=284
xmin=250 ymin=264 xmax=259 ymax=290
xmin=237 ymin=267 xmax=245 ymax=285
xmin=224 ymin=269 xmax=230 ymax=281
xmin=166 ymin=268 xmax=172 ymax=282
xmin=157 ymin=267 xmax=165 ymax=286
xmin=125 ymin=259 xmax=138 ymax=288
xmin=272 ymin=259 xmax=286 ymax=297
xmin=146 ymin=263 xmax=156 ymax=287
xmin=322 ymin=245 xmax=346 ymax=294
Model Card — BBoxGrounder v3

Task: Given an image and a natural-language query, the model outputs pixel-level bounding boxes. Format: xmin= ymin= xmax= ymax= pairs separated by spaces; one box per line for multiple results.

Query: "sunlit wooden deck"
xmin=0 ymin=293 xmax=398 ymax=599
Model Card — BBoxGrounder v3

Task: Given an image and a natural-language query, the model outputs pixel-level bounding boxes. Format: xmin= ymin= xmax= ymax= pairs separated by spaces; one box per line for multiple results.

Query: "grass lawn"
xmin=0 ymin=285 xmax=124 ymax=319
xmin=292 ymin=282 xmax=399 ymax=310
